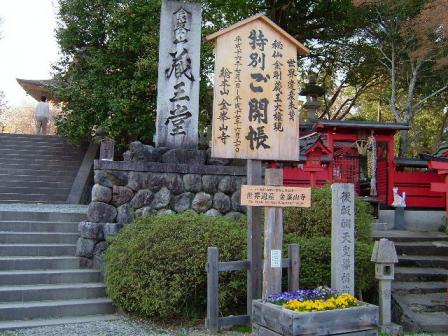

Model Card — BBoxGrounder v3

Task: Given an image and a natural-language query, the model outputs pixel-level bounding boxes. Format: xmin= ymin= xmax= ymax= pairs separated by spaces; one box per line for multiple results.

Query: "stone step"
xmin=0 ymin=143 xmax=82 ymax=151
xmin=393 ymin=281 xmax=447 ymax=294
xmin=393 ymin=293 xmax=448 ymax=332
xmin=0 ymin=135 xmax=76 ymax=145
xmin=0 ymin=150 xmax=84 ymax=159
xmin=0 ymin=162 xmax=81 ymax=170
xmin=0 ymin=256 xmax=81 ymax=270
xmin=0 ymin=174 xmax=76 ymax=183
xmin=0 ymin=220 xmax=78 ymax=233
xmin=0 ymin=232 xmax=79 ymax=244
xmin=0 ymin=167 xmax=79 ymax=177
xmin=395 ymin=267 xmax=448 ymax=282
xmin=0 ymin=211 xmax=85 ymax=222
xmin=0 ymin=193 xmax=67 ymax=202
xmin=0 ymin=283 xmax=106 ymax=302
xmin=0 ymin=200 xmax=67 ymax=204
xmin=0 ymin=244 xmax=76 ymax=257
xmin=0 ymin=314 xmax=120 ymax=331
xmin=398 ymin=255 xmax=448 ymax=268
xmin=395 ymin=241 xmax=448 ymax=256
xmin=0 ymin=186 xmax=70 ymax=195
xmin=0 ymin=181 xmax=73 ymax=189
xmin=0 ymin=298 xmax=115 ymax=321
xmin=372 ymin=230 xmax=448 ymax=242
xmin=0 ymin=269 xmax=101 ymax=286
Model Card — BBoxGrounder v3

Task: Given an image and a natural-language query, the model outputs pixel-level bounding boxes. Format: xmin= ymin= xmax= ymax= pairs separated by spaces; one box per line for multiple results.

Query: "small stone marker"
xmin=207 ymin=14 xmax=308 ymax=161
xmin=331 ymin=183 xmax=355 ymax=295
xmin=240 ymin=185 xmax=311 ymax=207
xmin=99 ymin=138 xmax=114 ymax=161
xmin=155 ymin=0 xmax=202 ymax=149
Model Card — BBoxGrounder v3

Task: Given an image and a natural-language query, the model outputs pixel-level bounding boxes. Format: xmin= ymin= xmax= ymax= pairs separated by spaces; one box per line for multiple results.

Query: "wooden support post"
xmin=206 ymin=247 xmax=219 ymax=333
xmin=262 ymin=168 xmax=283 ymax=299
xmin=288 ymin=244 xmax=300 ymax=292
xmin=247 ymin=159 xmax=263 ymax=317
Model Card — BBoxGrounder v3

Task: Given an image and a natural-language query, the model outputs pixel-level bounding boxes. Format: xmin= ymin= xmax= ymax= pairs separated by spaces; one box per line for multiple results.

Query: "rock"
xmin=192 ymin=192 xmax=212 ymax=213
xmin=75 ymin=238 xmax=96 ymax=258
xmin=213 ymin=192 xmax=231 ymax=213
xmin=161 ymin=149 xmax=206 ymax=165
xmin=225 ymin=211 xmax=243 ymax=221
xmin=202 ymin=175 xmax=221 ymax=194
xmin=171 ymin=192 xmax=193 ymax=213
xmin=127 ymin=172 xmax=148 ymax=191
xmin=130 ymin=189 xmax=154 ymax=209
xmin=157 ymin=209 xmax=175 ymax=216
xmin=206 ymin=149 xmax=230 ymax=165
xmin=165 ymin=173 xmax=184 ymax=194
xmin=231 ymin=191 xmax=246 ymax=213
xmin=128 ymin=141 xmax=166 ymax=162
xmin=206 ymin=208 xmax=221 ymax=217
xmin=218 ymin=176 xmax=242 ymax=194
xmin=91 ymin=184 xmax=112 ymax=203
xmin=122 ymin=150 xmax=132 ymax=161
xmin=151 ymin=187 xmax=171 ymax=210
xmin=116 ymin=203 xmax=134 ymax=224
xmin=94 ymin=170 xmax=128 ymax=188
xmin=93 ymin=241 xmax=108 ymax=256
xmin=111 ymin=186 xmax=134 ymax=207
xmin=183 ymin=174 xmax=202 ymax=192
xmin=103 ymin=223 xmax=123 ymax=238
xmin=78 ymin=221 xmax=104 ymax=240
xmin=87 ymin=202 xmax=117 ymax=223
xmin=147 ymin=173 xmax=166 ymax=192
xmin=135 ymin=206 xmax=153 ymax=218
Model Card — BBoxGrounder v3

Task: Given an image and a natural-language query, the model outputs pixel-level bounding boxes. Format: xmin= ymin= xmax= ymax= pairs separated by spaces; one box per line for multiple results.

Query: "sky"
xmin=0 ymin=0 xmax=59 ymax=107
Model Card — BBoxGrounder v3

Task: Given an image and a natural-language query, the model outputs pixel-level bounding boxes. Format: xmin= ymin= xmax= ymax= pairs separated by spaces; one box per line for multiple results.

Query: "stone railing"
xmin=76 ymin=141 xmax=247 ymax=268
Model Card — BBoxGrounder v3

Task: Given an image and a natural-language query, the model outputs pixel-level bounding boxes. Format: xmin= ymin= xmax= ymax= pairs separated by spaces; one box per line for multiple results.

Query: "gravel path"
xmin=0 ymin=318 xmax=250 ymax=336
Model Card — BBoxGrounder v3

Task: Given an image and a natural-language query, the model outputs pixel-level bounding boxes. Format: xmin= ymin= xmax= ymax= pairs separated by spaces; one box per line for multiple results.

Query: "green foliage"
xmin=104 ymin=212 xmax=247 ymax=320
xmin=284 ymin=235 xmax=374 ymax=294
xmin=284 ymin=185 xmax=373 ymax=243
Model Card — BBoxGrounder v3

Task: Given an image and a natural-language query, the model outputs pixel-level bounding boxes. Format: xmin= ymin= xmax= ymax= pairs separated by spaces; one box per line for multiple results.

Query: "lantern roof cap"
xmin=371 ymin=238 xmax=398 ymax=263
xmin=206 ymin=13 xmax=309 ymax=55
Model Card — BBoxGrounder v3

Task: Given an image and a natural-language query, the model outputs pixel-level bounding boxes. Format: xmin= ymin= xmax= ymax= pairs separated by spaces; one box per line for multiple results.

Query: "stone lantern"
xmin=299 ymin=73 xmax=325 ymax=122
xmin=371 ymin=238 xmax=402 ymax=335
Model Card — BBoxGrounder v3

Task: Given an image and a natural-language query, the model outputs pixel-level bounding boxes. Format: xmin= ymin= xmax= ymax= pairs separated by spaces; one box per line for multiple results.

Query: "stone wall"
xmin=76 ymin=142 xmax=247 ymax=267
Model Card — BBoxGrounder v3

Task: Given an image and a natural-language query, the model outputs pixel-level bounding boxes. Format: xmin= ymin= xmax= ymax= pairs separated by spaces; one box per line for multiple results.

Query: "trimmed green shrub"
xmin=284 ymin=235 xmax=374 ymax=294
xmin=104 ymin=212 xmax=246 ymax=320
xmin=284 ymin=185 xmax=373 ymax=243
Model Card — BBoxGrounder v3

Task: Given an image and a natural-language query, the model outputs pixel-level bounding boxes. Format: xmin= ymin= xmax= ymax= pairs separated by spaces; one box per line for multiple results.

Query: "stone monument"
xmin=155 ymin=0 xmax=202 ymax=149
xmin=331 ymin=183 xmax=355 ymax=295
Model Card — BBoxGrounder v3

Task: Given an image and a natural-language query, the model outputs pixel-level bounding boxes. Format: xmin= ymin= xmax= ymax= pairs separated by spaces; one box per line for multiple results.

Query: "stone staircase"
xmin=373 ymin=230 xmax=448 ymax=333
xmin=0 ymin=205 xmax=117 ymax=330
xmin=0 ymin=134 xmax=117 ymax=330
xmin=0 ymin=134 xmax=85 ymax=203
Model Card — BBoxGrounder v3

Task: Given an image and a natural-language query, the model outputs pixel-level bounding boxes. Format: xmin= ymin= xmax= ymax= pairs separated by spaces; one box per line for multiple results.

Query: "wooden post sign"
xmin=207 ymin=14 xmax=309 ymax=161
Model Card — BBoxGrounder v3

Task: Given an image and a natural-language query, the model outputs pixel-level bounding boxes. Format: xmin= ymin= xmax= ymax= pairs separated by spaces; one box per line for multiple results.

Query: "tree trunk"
xmin=399 ymin=129 xmax=409 ymax=157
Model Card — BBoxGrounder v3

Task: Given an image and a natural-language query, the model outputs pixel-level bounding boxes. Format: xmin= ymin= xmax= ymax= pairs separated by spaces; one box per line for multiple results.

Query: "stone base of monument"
xmin=393 ymin=207 xmax=405 ymax=230
xmin=380 ymin=323 xmax=403 ymax=336
xmin=252 ymin=300 xmax=379 ymax=336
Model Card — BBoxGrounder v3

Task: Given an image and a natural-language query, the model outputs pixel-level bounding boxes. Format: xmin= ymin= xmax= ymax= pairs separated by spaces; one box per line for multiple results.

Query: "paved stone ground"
xmin=0 ymin=318 xmax=250 ymax=336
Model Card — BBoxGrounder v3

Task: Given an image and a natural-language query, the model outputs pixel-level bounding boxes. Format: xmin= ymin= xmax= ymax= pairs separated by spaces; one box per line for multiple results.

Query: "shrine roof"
xmin=299 ymin=132 xmax=328 ymax=153
xmin=206 ymin=14 xmax=309 ymax=55
xmin=16 ymin=78 xmax=56 ymax=102
xmin=314 ymin=119 xmax=410 ymax=132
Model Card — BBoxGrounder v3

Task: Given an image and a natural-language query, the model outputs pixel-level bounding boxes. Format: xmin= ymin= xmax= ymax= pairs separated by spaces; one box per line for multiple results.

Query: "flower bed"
xmin=267 ymin=286 xmax=359 ymax=313
xmin=252 ymin=287 xmax=379 ymax=336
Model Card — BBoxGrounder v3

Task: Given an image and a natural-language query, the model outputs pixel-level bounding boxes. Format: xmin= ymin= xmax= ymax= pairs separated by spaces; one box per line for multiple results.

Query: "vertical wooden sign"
xmin=207 ymin=15 xmax=309 ymax=161
xmin=155 ymin=0 xmax=202 ymax=149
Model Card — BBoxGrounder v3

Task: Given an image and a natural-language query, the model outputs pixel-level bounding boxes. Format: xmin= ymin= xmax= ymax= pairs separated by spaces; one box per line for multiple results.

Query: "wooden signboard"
xmin=240 ymin=185 xmax=311 ymax=208
xmin=207 ymin=15 xmax=309 ymax=161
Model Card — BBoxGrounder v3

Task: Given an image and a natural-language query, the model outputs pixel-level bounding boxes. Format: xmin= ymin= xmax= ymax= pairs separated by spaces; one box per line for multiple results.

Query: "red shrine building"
xmin=282 ymin=119 xmax=447 ymax=211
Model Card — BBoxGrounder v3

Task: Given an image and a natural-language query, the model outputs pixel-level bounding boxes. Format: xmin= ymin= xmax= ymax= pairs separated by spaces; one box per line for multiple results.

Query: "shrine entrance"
xmin=332 ymin=145 xmax=360 ymax=193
